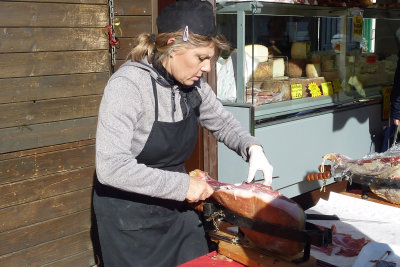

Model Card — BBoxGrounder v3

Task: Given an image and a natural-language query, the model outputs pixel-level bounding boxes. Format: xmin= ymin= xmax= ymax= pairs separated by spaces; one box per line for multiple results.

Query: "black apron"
xmin=93 ymin=78 xmax=208 ymax=267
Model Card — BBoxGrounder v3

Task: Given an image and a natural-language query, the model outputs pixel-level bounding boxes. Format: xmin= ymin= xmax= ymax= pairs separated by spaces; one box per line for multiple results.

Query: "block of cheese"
xmin=253 ymin=61 xmax=273 ymax=80
xmin=252 ymin=58 xmax=286 ymax=80
xmin=245 ymin=44 xmax=269 ymax=63
xmin=348 ymin=75 xmax=366 ymax=97
xmin=272 ymin=58 xmax=285 ymax=78
xmin=291 ymin=42 xmax=309 ymax=60
xmin=305 ymin=63 xmax=321 ymax=78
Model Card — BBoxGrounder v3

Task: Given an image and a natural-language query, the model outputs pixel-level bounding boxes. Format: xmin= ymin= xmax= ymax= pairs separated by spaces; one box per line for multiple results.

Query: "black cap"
xmin=157 ymin=0 xmax=217 ymax=37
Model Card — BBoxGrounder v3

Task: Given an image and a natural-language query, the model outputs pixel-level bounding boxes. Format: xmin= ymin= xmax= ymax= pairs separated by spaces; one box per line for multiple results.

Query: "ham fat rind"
xmin=189 ymin=170 xmax=306 ymax=256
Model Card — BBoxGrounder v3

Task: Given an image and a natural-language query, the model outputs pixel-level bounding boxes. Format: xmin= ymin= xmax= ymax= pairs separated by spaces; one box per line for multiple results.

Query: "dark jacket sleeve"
xmin=390 ymin=50 xmax=400 ymax=120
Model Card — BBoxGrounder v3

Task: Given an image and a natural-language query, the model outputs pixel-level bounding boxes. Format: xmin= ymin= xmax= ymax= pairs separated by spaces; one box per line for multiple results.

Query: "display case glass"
xmin=216 ymin=1 xmax=400 ymax=124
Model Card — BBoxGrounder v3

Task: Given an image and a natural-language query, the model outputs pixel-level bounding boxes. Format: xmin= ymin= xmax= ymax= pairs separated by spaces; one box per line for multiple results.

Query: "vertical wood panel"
xmin=204 ymin=60 xmax=219 ymax=179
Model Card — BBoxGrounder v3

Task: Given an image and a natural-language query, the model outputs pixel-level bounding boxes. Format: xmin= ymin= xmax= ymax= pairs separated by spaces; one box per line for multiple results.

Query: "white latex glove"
xmin=247 ymin=145 xmax=273 ymax=186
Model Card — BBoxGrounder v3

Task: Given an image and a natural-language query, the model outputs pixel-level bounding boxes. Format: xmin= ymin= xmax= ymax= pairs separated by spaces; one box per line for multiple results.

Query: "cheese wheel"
xmin=291 ymin=42 xmax=309 ymax=60
xmin=306 ymin=63 xmax=321 ymax=78
xmin=252 ymin=58 xmax=286 ymax=80
xmin=245 ymin=44 xmax=269 ymax=63
xmin=288 ymin=60 xmax=305 ymax=77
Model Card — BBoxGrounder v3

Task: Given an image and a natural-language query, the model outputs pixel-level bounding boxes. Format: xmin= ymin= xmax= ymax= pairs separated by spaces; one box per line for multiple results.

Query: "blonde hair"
xmin=128 ymin=30 xmax=230 ymax=65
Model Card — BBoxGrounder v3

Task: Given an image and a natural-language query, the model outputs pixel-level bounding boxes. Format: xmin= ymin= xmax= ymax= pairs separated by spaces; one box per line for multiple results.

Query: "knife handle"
xmin=306 ymin=165 xmax=331 ymax=181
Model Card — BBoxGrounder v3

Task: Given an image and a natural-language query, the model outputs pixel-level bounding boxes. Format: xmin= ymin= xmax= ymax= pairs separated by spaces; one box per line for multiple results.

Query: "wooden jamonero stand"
xmin=209 ymin=222 xmax=317 ymax=267
xmin=202 ymin=198 xmax=332 ymax=267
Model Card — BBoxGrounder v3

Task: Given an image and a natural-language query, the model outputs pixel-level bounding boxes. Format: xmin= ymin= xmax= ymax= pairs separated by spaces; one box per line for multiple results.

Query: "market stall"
xmin=177 ymin=0 xmax=400 ymax=266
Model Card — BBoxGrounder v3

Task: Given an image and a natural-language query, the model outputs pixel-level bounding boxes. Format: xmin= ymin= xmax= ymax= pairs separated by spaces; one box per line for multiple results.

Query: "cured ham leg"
xmin=322 ymin=145 xmax=400 ymax=204
xmin=189 ymin=169 xmax=306 ymax=256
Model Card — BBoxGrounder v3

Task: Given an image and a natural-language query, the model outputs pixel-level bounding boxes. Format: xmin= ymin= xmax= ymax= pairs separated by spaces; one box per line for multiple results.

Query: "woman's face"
xmin=164 ymin=41 xmax=215 ymax=86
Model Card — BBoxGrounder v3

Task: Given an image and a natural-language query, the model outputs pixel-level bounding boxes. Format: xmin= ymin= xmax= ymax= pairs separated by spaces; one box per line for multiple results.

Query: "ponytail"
xmin=127 ymin=33 xmax=155 ymax=62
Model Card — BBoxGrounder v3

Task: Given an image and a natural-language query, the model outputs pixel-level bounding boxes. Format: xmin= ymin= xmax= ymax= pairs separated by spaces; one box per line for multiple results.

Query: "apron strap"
xmin=151 ymin=77 xmax=159 ymax=122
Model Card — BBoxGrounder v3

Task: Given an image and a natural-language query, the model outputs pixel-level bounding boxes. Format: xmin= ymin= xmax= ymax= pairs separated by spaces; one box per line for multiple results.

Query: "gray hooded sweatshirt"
xmin=96 ymin=60 xmax=260 ymax=201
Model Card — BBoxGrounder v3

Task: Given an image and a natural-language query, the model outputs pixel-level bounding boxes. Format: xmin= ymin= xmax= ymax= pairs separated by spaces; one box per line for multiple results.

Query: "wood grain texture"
xmin=115 ymin=59 xmax=126 ymax=71
xmin=218 ymin=240 xmax=316 ymax=267
xmin=0 ymin=231 xmax=92 ymax=266
xmin=0 ymin=95 xmax=102 ymax=128
xmin=0 ymin=28 xmax=108 ymax=53
xmin=7 ymin=0 xmax=106 ymax=3
xmin=0 ymin=73 xmax=108 ymax=104
xmin=0 ymin=144 xmax=95 ymax=184
xmin=0 ymin=188 xmax=92 ymax=232
xmin=116 ymin=16 xmax=152 ymax=38
xmin=203 ymin=68 xmax=219 ymax=179
xmin=0 ymin=210 xmax=91 ymax=255
xmin=0 ymin=139 xmax=94 ymax=161
xmin=115 ymin=0 xmax=152 ymax=15
xmin=0 ymin=117 xmax=97 ymax=154
xmin=0 ymin=2 xmax=108 ymax=27
xmin=115 ymin=37 xmax=135 ymax=60
xmin=0 ymin=51 xmax=110 ymax=78
xmin=41 ymin=249 xmax=96 ymax=267
xmin=0 ymin=167 xmax=95 ymax=208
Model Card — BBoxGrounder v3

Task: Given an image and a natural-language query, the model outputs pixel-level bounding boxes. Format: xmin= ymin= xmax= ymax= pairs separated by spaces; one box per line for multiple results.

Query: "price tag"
xmin=308 ymin=82 xmax=322 ymax=97
xmin=291 ymin=84 xmax=303 ymax=99
xmin=352 ymin=15 xmax=363 ymax=39
xmin=332 ymin=78 xmax=342 ymax=93
xmin=321 ymin=82 xmax=334 ymax=96
xmin=382 ymin=86 xmax=392 ymax=121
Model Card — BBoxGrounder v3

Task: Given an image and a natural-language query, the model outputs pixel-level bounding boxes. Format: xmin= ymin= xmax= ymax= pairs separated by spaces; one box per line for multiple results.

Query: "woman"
xmin=93 ymin=1 xmax=273 ymax=266
xmin=390 ymin=27 xmax=400 ymax=126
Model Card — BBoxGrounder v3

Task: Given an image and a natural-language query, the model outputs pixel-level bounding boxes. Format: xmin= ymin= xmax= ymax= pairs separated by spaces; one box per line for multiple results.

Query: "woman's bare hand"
xmin=185 ymin=176 xmax=214 ymax=203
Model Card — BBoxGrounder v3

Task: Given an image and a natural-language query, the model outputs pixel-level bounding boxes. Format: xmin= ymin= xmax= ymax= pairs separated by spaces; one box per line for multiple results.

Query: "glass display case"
xmin=216 ymin=1 xmax=400 ymax=122
xmin=215 ymin=1 xmax=400 ymax=197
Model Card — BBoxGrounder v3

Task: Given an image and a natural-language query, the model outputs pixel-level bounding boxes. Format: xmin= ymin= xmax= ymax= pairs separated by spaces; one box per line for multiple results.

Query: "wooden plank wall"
xmin=0 ymin=0 xmax=109 ymax=266
xmin=114 ymin=0 xmax=156 ymax=70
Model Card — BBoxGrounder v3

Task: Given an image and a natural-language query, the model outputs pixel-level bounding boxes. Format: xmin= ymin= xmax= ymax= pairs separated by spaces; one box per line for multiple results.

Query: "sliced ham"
xmin=312 ymin=224 xmax=369 ymax=257
xmin=189 ymin=169 xmax=306 ymax=256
